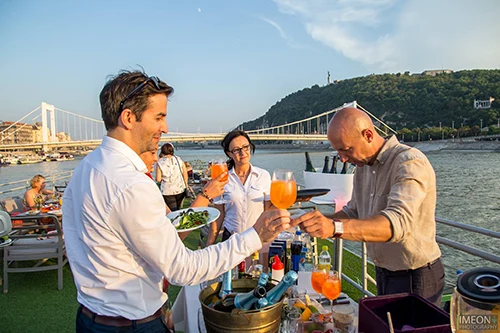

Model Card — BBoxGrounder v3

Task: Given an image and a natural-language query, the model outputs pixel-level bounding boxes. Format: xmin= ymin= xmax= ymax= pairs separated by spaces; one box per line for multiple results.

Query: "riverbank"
xmin=407 ymin=140 xmax=500 ymax=152
xmin=179 ymin=140 xmax=500 ymax=152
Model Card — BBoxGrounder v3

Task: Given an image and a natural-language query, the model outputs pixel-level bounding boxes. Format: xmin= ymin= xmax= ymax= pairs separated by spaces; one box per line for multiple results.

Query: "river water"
xmin=1 ymin=148 xmax=499 ymax=287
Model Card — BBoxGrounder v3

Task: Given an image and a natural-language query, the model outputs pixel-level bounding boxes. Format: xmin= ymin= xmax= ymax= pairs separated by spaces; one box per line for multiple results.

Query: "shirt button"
xmin=372 ymin=170 xmax=376 ymax=174
xmin=370 ymin=193 xmax=374 ymax=197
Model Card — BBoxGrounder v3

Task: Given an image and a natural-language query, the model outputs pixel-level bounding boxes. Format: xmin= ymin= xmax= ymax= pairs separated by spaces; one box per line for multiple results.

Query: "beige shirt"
xmin=342 ymin=136 xmax=441 ymax=271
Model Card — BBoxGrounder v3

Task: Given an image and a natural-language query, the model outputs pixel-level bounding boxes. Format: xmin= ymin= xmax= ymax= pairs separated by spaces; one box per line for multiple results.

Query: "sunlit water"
xmin=1 ymin=148 xmax=499 ymax=288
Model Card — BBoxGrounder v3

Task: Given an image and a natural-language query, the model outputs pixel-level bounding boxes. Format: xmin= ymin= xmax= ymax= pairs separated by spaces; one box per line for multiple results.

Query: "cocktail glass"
xmin=322 ymin=270 xmax=342 ymax=316
xmin=211 ymin=158 xmax=228 ymax=204
xmin=311 ymin=264 xmax=329 ymax=304
xmin=270 ymin=169 xmax=296 ymax=209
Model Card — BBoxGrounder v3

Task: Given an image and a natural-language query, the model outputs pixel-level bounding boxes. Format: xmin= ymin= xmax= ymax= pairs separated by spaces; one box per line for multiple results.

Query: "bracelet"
xmin=199 ymin=190 xmax=213 ymax=203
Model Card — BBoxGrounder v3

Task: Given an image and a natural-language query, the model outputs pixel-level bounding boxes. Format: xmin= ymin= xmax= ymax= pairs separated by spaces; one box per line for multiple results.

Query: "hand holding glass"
xmin=211 ymin=159 xmax=228 ymax=204
xmin=270 ymin=169 xmax=297 ymax=209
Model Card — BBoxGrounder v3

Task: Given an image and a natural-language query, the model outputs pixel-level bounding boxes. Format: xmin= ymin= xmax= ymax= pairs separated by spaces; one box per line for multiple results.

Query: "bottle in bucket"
xmin=219 ymin=270 xmax=233 ymax=298
xmin=213 ymin=285 xmax=267 ymax=312
xmin=266 ymin=270 xmax=298 ymax=305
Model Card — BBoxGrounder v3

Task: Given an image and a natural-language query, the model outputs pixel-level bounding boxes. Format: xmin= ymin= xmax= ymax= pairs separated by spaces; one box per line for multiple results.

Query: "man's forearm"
xmin=340 ymin=214 xmax=392 ymax=242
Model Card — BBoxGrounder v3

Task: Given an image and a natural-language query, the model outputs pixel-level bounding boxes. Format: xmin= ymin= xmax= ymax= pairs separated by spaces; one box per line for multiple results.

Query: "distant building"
xmin=474 ymin=97 xmax=495 ymax=109
xmin=0 ymin=121 xmax=35 ymax=144
xmin=421 ymin=69 xmax=453 ymax=76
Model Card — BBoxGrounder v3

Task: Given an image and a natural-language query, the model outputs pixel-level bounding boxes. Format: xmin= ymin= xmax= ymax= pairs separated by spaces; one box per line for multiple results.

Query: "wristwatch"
xmin=332 ymin=219 xmax=344 ymax=238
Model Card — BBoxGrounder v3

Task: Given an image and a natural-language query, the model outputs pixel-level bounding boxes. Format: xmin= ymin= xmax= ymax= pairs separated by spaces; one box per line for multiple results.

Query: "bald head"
xmin=327 ymin=107 xmax=385 ymax=166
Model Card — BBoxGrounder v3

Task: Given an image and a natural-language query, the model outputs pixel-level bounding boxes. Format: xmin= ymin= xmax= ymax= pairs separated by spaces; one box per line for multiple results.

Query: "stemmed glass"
xmin=311 ymin=264 xmax=329 ymax=305
xmin=211 ymin=158 xmax=228 ymax=204
xmin=322 ymin=270 xmax=342 ymax=316
xmin=270 ymin=169 xmax=297 ymax=209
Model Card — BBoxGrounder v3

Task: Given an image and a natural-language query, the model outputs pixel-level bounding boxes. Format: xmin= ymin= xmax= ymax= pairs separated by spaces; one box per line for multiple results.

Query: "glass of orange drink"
xmin=311 ymin=264 xmax=329 ymax=304
xmin=322 ymin=270 xmax=341 ymax=315
xmin=211 ymin=159 xmax=228 ymax=204
xmin=270 ymin=169 xmax=297 ymax=209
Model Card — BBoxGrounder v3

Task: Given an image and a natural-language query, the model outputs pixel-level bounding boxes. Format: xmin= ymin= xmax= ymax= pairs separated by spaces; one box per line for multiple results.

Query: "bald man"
xmin=292 ymin=107 xmax=444 ymax=306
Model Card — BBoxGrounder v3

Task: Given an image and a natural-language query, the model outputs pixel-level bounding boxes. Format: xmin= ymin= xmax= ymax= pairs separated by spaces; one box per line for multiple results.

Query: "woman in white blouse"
xmin=156 ymin=143 xmax=188 ymax=211
xmin=206 ymin=131 xmax=272 ymax=262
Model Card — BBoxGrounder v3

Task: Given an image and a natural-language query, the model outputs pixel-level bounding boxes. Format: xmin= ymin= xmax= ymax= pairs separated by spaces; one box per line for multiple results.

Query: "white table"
xmin=172 ymin=271 xmax=358 ymax=333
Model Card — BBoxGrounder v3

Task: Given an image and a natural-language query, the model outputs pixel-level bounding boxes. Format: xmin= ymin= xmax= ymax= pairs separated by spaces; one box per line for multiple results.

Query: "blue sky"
xmin=1 ymin=0 xmax=499 ymax=133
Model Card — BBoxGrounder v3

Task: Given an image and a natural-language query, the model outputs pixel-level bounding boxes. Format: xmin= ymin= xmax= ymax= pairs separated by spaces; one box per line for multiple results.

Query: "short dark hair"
xmin=160 ymin=142 xmax=175 ymax=156
xmin=99 ymin=70 xmax=174 ymax=130
xmin=221 ymin=130 xmax=255 ymax=169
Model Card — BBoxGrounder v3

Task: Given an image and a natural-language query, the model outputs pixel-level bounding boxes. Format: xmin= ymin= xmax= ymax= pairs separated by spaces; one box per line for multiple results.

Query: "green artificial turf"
xmin=0 ymin=218 xmax=376 ymax=332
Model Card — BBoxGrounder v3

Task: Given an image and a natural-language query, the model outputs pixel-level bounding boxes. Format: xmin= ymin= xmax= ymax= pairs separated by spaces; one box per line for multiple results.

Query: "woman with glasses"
xmin=23 ymin=174 xmax=56 ymax=209
xmin=205 ymin=130 xmax=272 ymax=264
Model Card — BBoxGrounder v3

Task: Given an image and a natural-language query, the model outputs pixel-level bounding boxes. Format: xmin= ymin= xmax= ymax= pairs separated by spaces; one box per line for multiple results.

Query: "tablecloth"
xmin=172 ymin=271 xmax=359 ymax=333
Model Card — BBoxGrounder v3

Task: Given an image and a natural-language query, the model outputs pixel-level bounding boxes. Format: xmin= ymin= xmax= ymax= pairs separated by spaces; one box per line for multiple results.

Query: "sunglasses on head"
xmin=118 ymin=76 xmax=161 ymax=113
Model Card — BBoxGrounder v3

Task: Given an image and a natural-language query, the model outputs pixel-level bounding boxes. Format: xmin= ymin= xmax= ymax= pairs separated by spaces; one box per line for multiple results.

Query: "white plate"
xmin=0 ymin=238 xmax=13 ymax=247
xmin=167 ymin=207 xmax=220 ymax=233
xmin=17 ymin=210 xmax=41 ymax=216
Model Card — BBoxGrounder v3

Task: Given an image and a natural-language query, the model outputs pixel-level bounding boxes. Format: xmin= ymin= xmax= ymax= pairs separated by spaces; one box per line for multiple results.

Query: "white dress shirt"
xmin=62 ymin=136 xmax=262 ymax=319
xmin=222 ymin=165 xmax=271 ymax=234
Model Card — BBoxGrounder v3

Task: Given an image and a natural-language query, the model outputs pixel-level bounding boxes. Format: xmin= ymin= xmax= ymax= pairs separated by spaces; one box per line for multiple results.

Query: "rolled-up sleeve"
xmin=342 ymin=189 xmax=359 ymax=219
xmin=379 ymin=155 xmax=430 ymax=243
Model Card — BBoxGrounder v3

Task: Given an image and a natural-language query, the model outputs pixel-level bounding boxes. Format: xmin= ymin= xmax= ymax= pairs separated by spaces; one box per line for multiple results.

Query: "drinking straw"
xmin=387 ymin=312 xmax=395 ymax=333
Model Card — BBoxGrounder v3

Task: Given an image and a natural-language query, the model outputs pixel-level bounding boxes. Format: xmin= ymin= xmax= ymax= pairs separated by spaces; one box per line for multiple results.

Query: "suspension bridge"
xmin=0 ymin=101 xmax=397 ymax=153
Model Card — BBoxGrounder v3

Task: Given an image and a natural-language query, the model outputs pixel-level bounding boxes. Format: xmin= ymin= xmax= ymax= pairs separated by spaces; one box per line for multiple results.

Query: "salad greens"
xmin=171 ymin=209 xmax=210 ymax=230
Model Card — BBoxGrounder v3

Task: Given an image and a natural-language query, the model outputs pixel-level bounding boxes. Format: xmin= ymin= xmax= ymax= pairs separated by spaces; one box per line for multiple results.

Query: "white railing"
xmin=0 ymin=171 xmax=73 ymax=198
xmin=329 ymin=217 xmax=500 ymax=298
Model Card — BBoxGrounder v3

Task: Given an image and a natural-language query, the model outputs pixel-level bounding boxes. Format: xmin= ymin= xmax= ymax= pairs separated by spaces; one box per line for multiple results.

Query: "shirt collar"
xmin=101 ymin=136 xmax=148 ymax=173
xmin=228 ymin=164 xmax=260 ymax=177
xmin=375 ymin=135 xmax=399 ymax=165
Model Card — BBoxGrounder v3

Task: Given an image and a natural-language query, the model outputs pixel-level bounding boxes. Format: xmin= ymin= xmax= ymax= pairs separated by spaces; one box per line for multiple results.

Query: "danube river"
xmin=1 ymin=148 xmax=499 ymax=287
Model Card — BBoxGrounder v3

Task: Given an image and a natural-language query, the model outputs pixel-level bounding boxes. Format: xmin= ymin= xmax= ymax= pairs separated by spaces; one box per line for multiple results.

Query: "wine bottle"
xmin=218 ymin=270 xmax=233 ymax=298
xmin=340 ymin=161 xmax=348 ymax=174
xmin=213 ymin=285 xmax=267 ymax=312
xmin=265 ymin=270 xmax=298 ymax=305
xmin=305 ymin=152 xmax=316 ymax=172
xmin=321 ymin=156 xmax=330 ymax=173
xmin=329 ymin=154 xmax=338 ymax=173
xmin=257 ymin=272 xmax=269 ymax=287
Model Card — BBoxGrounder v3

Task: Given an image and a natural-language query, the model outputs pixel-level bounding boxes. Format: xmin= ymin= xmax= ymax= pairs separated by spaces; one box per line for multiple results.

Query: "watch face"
xmin=334 ymin=220 xmax=343 ymax=237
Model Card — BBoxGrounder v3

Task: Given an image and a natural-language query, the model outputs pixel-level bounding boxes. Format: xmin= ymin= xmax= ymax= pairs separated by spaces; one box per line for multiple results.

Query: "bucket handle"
xmin=231 ymin=309 xmax=252 ymax=324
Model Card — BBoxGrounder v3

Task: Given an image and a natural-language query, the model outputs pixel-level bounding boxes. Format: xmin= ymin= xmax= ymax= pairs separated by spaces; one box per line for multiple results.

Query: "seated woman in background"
xmin=24 ymin=174 xmax=55 ymax=209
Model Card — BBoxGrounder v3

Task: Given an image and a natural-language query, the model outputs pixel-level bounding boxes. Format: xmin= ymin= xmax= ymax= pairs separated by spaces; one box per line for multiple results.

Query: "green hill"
xmin=239 ymin=70 xmax=500 ymax=140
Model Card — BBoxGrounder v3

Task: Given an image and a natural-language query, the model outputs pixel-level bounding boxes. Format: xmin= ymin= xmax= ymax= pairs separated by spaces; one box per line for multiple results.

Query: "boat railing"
xmin=0 ymin=171 xmax=73 ymax=198
xmin=327 ymin=215 xmax=500 ymax=298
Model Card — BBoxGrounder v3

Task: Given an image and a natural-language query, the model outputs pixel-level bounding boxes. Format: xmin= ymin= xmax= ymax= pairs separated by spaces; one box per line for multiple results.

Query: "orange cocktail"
xmin=323 ymin=270 xmax=341 ymax=315
xmin=311 ymin=270 xmax=328 ymax=295
xmin=322 ymin=276 xmax=341 ymax=301
xmin=270 ymin=180 xmax=297 ymax=209
xmin=211 ymin=163 xmax=228 ymax=182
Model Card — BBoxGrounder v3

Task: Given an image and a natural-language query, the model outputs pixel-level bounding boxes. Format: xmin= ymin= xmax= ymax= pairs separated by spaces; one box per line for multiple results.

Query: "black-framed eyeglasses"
xmin=230 ymin=144 xmax=251 ymax=155
xmin=118 ymin=76 xmax=161 ymax=113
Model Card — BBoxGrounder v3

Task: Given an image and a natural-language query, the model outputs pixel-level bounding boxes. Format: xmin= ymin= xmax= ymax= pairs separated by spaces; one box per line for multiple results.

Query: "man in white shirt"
xmin=62 ymin=70 xmax=291 ymax=333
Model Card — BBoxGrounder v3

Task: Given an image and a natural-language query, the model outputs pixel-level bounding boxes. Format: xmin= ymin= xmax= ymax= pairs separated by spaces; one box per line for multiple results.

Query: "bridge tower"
xmin=41 ymin=102 xmax=56 ymax=151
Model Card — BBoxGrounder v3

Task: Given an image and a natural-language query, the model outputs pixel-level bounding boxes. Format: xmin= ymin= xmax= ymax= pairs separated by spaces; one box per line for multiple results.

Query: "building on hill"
xmin=474 ymin=97 xmax=495 ymax=109
xmin=422 ymin=69 xmax=453 ymax=76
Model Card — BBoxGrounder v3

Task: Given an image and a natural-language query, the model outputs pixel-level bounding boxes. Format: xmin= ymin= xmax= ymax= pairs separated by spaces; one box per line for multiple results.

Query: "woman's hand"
xmin=203 ymin=172 xmax=228 ymax=199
